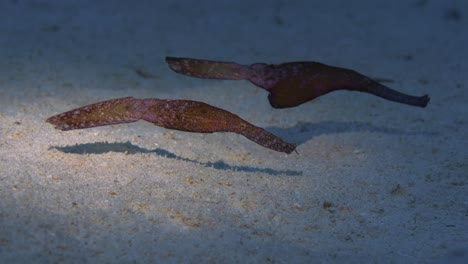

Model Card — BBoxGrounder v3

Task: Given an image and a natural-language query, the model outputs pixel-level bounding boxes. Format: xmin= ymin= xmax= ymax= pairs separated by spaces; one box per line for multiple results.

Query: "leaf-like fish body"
xmin=166 ymin=57 xmax=430 ymax=108
xmin=47 ymin=97 xmax=296 ymax=154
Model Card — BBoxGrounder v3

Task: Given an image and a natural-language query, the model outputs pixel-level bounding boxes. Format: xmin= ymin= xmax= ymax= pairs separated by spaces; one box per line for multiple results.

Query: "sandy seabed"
xmin=0 ymin=1 xmax=467 ymax=263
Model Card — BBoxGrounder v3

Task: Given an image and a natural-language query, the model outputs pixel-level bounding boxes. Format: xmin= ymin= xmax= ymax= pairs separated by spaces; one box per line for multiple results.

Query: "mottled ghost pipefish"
xmin=46 ymin=97 xmax=296 ymax=154
xmin=166 ymin=57 xmax=430 ymax=108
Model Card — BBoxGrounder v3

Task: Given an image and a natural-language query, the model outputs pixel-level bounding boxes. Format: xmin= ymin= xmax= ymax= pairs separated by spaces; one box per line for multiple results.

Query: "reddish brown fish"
xmin=166 ymin=57 xmax=430 ymax=108
xmin=46 ymin=97 xmax=296 ymax=154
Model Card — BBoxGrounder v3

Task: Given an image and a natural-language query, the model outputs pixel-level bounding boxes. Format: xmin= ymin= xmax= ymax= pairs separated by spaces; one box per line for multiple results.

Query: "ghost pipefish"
xmin=166 ymin=56 xmax=430 ymax=109
xmin=46 ymin=97 xmax=296 ymax=154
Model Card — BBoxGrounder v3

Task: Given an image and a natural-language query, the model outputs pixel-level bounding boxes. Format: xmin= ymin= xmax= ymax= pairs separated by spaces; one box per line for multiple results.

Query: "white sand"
xmin=0 ymin=1 xmax=467 ymax=263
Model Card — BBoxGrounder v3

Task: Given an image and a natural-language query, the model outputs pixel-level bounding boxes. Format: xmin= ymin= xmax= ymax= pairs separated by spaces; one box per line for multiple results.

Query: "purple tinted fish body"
xmin=166 ymin=57 xmax=430 ymax=108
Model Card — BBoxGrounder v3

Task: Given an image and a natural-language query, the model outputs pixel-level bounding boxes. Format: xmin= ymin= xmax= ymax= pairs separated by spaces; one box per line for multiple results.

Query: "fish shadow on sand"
xmin=50 ymin=141 xmax=303 ymax=176
xmin=49 ymin=121 xmax=435 ymax=176
xmin=267 ymin=120 xmax=437 ymax=145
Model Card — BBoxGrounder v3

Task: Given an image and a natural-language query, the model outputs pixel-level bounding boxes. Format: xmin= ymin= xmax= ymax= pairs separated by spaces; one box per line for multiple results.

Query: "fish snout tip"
xmin=165 ymin=57 xmax=182 ymax=72
xmin=420 ymin=94 xmax=430 ymax=108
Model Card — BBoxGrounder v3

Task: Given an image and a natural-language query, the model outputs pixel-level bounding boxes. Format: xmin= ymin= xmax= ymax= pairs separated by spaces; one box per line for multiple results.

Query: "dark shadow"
xmin=48 ymin=121 xmax=435 ymax=176
xmin=50 ymin=141 xmax=302 ymax=176
xmin=267 ymin=121 xmax=438 ymax=145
